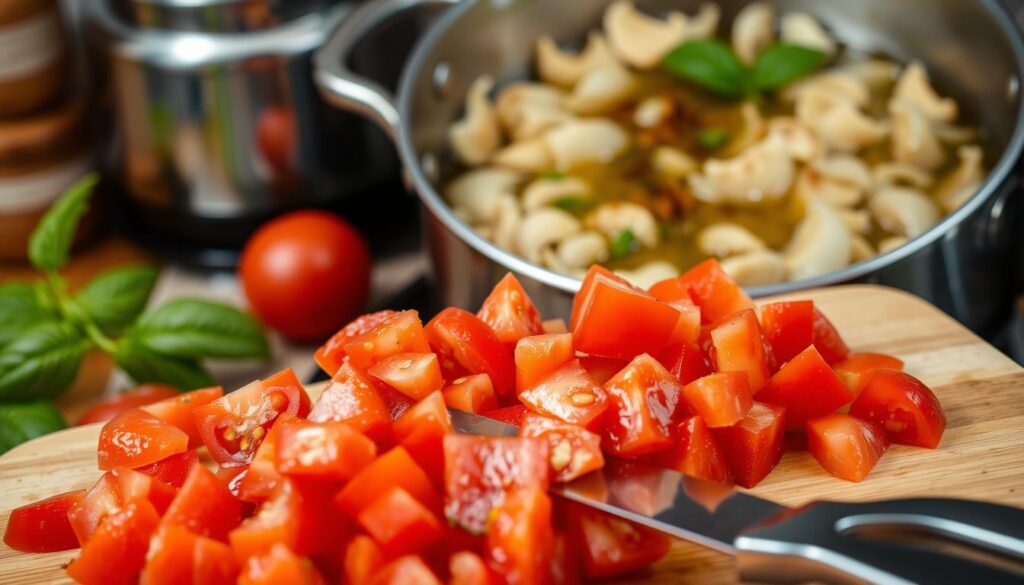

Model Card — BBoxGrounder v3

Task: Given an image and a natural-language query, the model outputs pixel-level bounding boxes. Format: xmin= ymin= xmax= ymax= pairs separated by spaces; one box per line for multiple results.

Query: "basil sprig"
xmin=0 ymin=401 xmax=67 ymax=454
xmin=662 ymin=40 xmax=828 ymax=99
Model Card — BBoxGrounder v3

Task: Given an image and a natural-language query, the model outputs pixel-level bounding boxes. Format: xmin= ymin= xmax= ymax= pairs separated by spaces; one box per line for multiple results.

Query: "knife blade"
xmin=450 ymin=409 xmax=1024 ymax=585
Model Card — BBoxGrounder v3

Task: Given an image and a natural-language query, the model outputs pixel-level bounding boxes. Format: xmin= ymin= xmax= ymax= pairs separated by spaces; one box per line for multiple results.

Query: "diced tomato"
xmin=713 ymin=402 xmax=786 ymax=488
xmin=426 ymin=308 xmax=516 ymax=396
xmin=344 ymin=535 xmax=387 ymax=585
xmin=335 ymin=446 xmax=440 ymax=519
xmin=759 ymin=300 xmax=814 ymax=364
xmin=66 ymin=499 xmax=161 ymax=585
xmin=645 ymin=416 xmax=732 ymax=483
xmin=450 ymin=551 xmax=501 ymax=585
xmin=833 ymin=352 xmax=905 ymax=396
xmin=316 ymin=310 xmax=397 ymax=376
xmin=98 ymin=409 xmax=190 ymax=471
xmin=571 ymin=270 xmax=679 ymax=361
xmin=238 ymin=414 xmax=297 ymax=504
xmin=219 ymin=466 xmax=249 ymax=499
xmin=276 ymin=419 xmax=377 ymax=481
xmin=443 ymin=436 xmax=549 ymax=534
xmin=542 ymin=319 xmax=568 ymax=334
xmin=342 ymin=310 xmax=431 ymax=370
xmin=665 ymin=299 xmax=701 ymax=345
xmin=681 ymin=372 xmax=752 ymax=428
xmin=602 ymin=459 xmax=680 ymax=517
xmin=520 ymin=413 xmax=605 ymax=483
xmin=579 ymin=355 xmax=629 ymax=385
xmin=110 ymin=467 xmax=177 ymax=515
xmin=710 ymin=309 xmax=772 ymax=394
xmin=674 ymin=259 xmax=755 ymax=324
xmin=477 ymin=273 xmax=545 ymax=349
xmin=238 ymin=543 xmax=326 ymax=585
xmin=519 ymin=359 xmax=609 ymax=429
xmin=601 ymin=354 xmax=681 ymax=457
xmin=368 ymin=352 xmax=445 ymax=400
xmin=571 ymin=266 xmax=635 ymax=329
xmin=141 ymin=525 xmax=239 ymax=585
xmin=849 ymin=369 xmax=946 ymax=448
xmin=486 ymin=487 xmax=552 ymax=585
xmin=162 ymin=464 xmax=242 ymax=541
xmin=514 ymin=333 xmax=574 ymax=392
xmin=142 ymin=386 xmax=224 ymax=448
xmin=807 ymin=413 xmax=890 ymax=482
xmin=357 ymin=487 xmax=443 ymax=556
xmin=368 ymin=555 xmax=441 ymax=585
xmin=549 ymin=532 xmax=580 ymax=585
xmin=812 ymin=308 xmax=850 ymax=364
xmin=134 ymin=450 xmax=199 ymax=488
xmin=77 ymin=384 xmax=181 ymax=426
xmin=230 ymin=479 xmax=343 ymax=560
xmin=375 ymin=381 xmax=416 ymax=421
xmin=195 ymin=368 xmax=311 ymax=468
xmin=567 ymin=502 xmax=671 ymax=579
xmin=308 ymin=363 xmax=390 ymax=442
xmin=443 ymin=374 xmax=498 ymax=413
xmin=3 ymin=490 xmax=85 ymax=552
xmin=656 ymin=341 xmax=711 ymax=386
xmin=758 ymin=346 xmax=854 ymax=429
xmin=67 ymin=473 xmax=122 ymax=545
xmin=392 ymin=391 xmax=452 ymax=480
xmin=483 ymin=405 xmax=529 ymax=427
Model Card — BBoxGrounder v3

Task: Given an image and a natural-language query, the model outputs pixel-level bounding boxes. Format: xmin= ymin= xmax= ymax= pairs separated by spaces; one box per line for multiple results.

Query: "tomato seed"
xmin=570 ymin=392 xmax=596 ymax=406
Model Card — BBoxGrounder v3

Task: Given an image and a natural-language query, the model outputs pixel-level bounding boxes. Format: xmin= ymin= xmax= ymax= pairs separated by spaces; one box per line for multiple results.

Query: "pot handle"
xmin=313 ymin=0 xmax=458 ymax=140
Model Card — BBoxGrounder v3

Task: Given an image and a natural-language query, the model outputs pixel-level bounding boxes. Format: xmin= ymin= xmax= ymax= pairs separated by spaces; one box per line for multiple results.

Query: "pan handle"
xmin=313 ymin=0 xmax=458 ymax=140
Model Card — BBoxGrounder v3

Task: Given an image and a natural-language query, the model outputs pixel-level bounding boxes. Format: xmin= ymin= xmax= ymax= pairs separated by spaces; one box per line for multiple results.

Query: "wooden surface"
xmin=1 ymin=284 xmax=1023 ymax=584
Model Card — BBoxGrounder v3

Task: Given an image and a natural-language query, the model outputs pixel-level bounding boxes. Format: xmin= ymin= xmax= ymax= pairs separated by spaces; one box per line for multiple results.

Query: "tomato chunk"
xmin=833 ymin=352 xmax=905 ymax=396
xmin=67 ymin=473 xmax=122 ymax=545
xmin=759 ymin=300 xmax=814 ymax=364
xmin=368 ymin=352 xmax=445 ymax=400
xmin=368 ymin=556 xmax=441 ymax=585
xmin=482 ymin=405 xmax=529 ymax=427
xmin=601 ymin=354 xmax=681 ymax=457
xmin=162 ymin=464 xmax=243 ymax=541
xmin=477 ymin=273 xmax=545 ymax=349
xmin=344 ymin=535 xmax=387 ymax=585
xmin=77 ymin=384 xmax=181 ymax=426
xmin=849 ymin=369 xmax=946 ymax=448
xmin=392 ymin=391 xmax=452 ymax=480
xmin=134 ymin=449 xmax=199 ymax=488
xmin=66 ymin=499 xmax=161 ymax=585
xmin=681 ymin=372 xmax=752 ymax=428
xmin=450 ymin=551 xmax=501 ymax=585
xmin=276 ymin=419 xmax=377 ymax=481
xmin=3 ymin=490 xmax=84 ymax=552
xmin=713 ymin=402 xmax=786 ymax=488
xmin=98 ymin=409 xmax=189 ymax=471
xmin=486 ymin=487 xmax=552 ymax=585
xmin=142 ymin=386 xmax=224 ymax=448
xmin=316 ymin=310 xmax=397 ymax=376
xmin=427 ymin=308 xmax=516 ymax=396
xmin=674 ymin=259 xmax=755 ymax=324
xmin=758 ymin=346 xmax=854 ymax=429
xmin=357 ymin=487 xmax=443 ymax=556
xmin=710 ymin=309 xmax=772 ymax=394
xmin=520 ymin=413 xmax=605 ymax=483
xmin=342 ymin=310 xmax=431 ymax=370
xmin=514 ymin=333 xmax=574 ymax=392
xmin=238 ymin=543 xmax=326 ymax=585
xmin=443 ymin=374 xmax=498 ymax=413
xmin=141 ymin=525 xmax=239 ymax=585
xmin=542 ymin=319 xmax=568 ymax=334
xmin=308 ymin=362 xmax=390 ymax=442
xmin=665 ymin=299 xmax=702 ymax=345
xmin=567 ymin=502 xmax=672 ymax=579
xmin=812 ymin=308 xmax=850 ymax=364
xmin=579 ymin=355 xmax=629 ymax=385
xmin=335 ymin=446 xmax=440 ymax=518
xmin=644 ymin=415 xmax=732 ymax=483
xmin=656 ymin=340 xmax=711 ymax=387
xmin=237 ymin=414 xmax=297 ymax=504
xmin=571 ymin=266 xmax=634 ymax=329
xmin=807 ymin=413 xmax=890 ymax=482
xmin=195 ymin=368 xmax=311 ymax=467
xmin=519 ymin=359 xmax=609 ymax=429
xmin=110 ymin=467 xmax=177 ymax=515
xmin=443 ymin=436 xmax=549 ymax=534
xmin=230 ymin=479 xmax=343 ymax=560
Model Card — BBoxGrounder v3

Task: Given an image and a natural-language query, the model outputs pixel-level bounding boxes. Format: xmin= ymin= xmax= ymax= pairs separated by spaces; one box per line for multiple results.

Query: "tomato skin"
xmin=759 ymin=301 xmax=814 ymax=365
xmin=849 ymin=369 xmax=946 ymax=448
xmin=276 ymin=419 xmax=377 ymax=481
xmin=238 ymin=414 xmax=297 ymax=504
xmin=308 ymin=362 xmax=392 ymax=443
xmin=567 ymin=502 xmax=671 ymax=579
xmin=98 ymin=409 xmax=190 ymax=471
xmin=76 ymin=384 xmax=181 ymax=426
xmin=450 ymin=551 xmax=502 ymax=585
xmin=601 ymin=354 xmax=681 ymax=457
xmin=356 ymin=487 xmax=443 ymax=556
xmin=343 ymin=311 xmax=432 ymax=370
xmin=519 ymin=359 xmax=609 ymax=429
xmin=680 ymin=372 xmax=753 ymax=428
xmin=238 ymin=543 xmax=326 ymax=585
xmin=520 ymin=413 xmax=605 ymax=483
xmin=514 ymin=333 xmax=574 ymax=392
xmin=161 ymin=464 xmax=243 ymax=542
xmin=758 ymin=346 xmax=854 ymax=429
xmin=335 ymin=446 xmax=440 ymax=519
xmin=3 ymin=490 xmax=85 ymax=552
xmin=315 ymin=310 xmax=397 ymax=376
xmin=812 ymin=308 xmax=850 ymax=364
xmin=392 ymin=391 xmax=452 ymax=481
xmin=368 ymin=555 xmax=441 ymax=585
xmin=486 ymin=487 xmax=552 ymax=585
xmin=656 ymin=341 xmax=711 ymax=386
xmin=134 ymin=449 xmax=199 ymax=488
xmin=344 ymin=535 xmax=387 ymax=585
xmin=141 ymin=525 xmax=239 ymax=585
xmin=110 ymin=468 xmax=177 ymax=516
xmin=477 ymin=273 xmax=545 ymax=349
xmin=666 ymin=299 xmax=702 ymax=346
xmin=66 ymin=499 xmax=161 ymax=585
xmin=427 ymin=308 xmax=516 ymax=397
xmin=571 ymin=266 xmax=634 ymax=330
xmin=833 ymin=352 xmax=905 ymax=396
xmin=368 ymin=352 xmax=445 ymax=400
xmin=240 ymin=210 xmax=371 ymax=343
xmin=482 ymin=405 xmax=529 ymax=427
xmin=644 ymin=415 xmax=732 ymax=483
xmin=713 ymin=402 xmax=786 ymax=488
xmin=230 ymin=479 xmax=344 ymax=560
xmin=674 ymin=259 xmax=755 ymax=324
xmin=710 ymin=309 xmax=772 ymax=394
xmin=443 ymin=374 xmax=499 ymax=413
xmin=142 ymin=386 xmax=224 ymax=448
xmin=807 ymin=413 xmax=890 ymax=482
xmin=67 ymin=473 xmax=122 ymax=545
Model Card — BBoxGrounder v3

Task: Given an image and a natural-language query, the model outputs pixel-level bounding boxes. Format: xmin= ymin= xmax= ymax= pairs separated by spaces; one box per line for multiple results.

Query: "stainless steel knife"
xmin=449 ymin=410 xmax=1024 ymax=585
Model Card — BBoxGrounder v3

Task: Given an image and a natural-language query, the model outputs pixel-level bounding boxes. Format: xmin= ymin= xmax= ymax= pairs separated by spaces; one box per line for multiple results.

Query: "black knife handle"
xmin=734 ymin=498 xmax=1024 ymax=584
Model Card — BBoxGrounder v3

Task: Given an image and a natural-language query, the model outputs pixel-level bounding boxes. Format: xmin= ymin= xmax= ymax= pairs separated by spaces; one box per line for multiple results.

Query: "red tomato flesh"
xmin=142 ymin=386 xmax=224 ymax=448
xmin=812 ymin=308 xmax=850 ymax=364
xmin=3 ymin=490 xmax=85 ymax=552
xmin=368 ymin=555 xmax=441 ymax=585
xmin=427 ymin=308 xmax=516 ymax=396
xmin=308 ymin=363 xmax=390 ymax=442
xmin=276 ymin=419 xmax=377 ymax=481
xmin=66 ymin=499 xmax=161 ymax=585
xmin=477 ymin=273 xmax=545 ymax=349
xmin=710 ymin=309 xmax=772 ymax=394
xmin=141 ymin=525 xmax=239 ymax=585
xmin=601 ymin=354 xmax=681 ymax=457
xmin=443 ymin=374 xmax=499 ymax=413
xmin=713 ymin=402 xmax=786 ymax=488
xmin=343 ymin=310 xmax=431 ymax=370
xmin=644 ymin=415 xmax=732 ymax=483
xmin=567 ymin=502 xmax=672 ymax=579
xmin=486 ymin=486 xmax=552 ymax=585
xmin=98 ymin=409 xmax=189 ymax=471
xmin=392 ymin=391 xmax=452 ymax=481
xmin=681 ymin=372 xmax=753 ymax=428
xmin=368 ymin=352 xmax=445 ymax=400
xmin=229 ymin=479 xmax=343 ymax=560
xmin=238 ymin=542 xmax=326 ymax=585
xmin=237 ymin=414 xmax=297 ymax=504
xmin=520 ymin=413 xmax=605 ymax=483
xmin=518 ymin=359 xmax=609 ymax=429
xmin=76 ymin=384 xmax=180 ymax=426
xmin=834 ymin=352 xmax=905 ymax=396
xmin=758 ymin=346 xmax=854 ymax=429
xmin=849 ymin=369 xmax=946 ymax=448
xmin=356 ymin=487 xmax=443 ymax=556
xmin=514 ymin=333 xmax=574 ymax=392
xmin=807 ymin=413 xmax=890 ymax=482
xmin=344 ymin=535 xmax=387 ymax=585
xmin=450 ymin=550 xmax=501 ymax=585
xmin=673 ymin=259 xmax=755 ymax=324
xmin=665 ymin=299 xmax=702 ymax=345
xmin=335 ymin=446 xmax=440 ymax=519
xmin=161 ymin=464 xmax=242 ymax=541
xmin=482 ymin=405 xmax=530 ymax=427
xmin=315 ymin=310 xmax=396 ymax=376
xmin=759 ymin=300 xmax=814 ymax=364
xmin=134 ymin=449 xmax=199 ymax=488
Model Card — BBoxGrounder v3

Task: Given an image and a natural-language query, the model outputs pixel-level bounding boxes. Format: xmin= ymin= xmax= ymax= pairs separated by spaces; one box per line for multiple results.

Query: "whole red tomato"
xmin=240 ymin=210 xmax=372 ymax=342
xmin=75 ymin=384 xmax=180 ymax=426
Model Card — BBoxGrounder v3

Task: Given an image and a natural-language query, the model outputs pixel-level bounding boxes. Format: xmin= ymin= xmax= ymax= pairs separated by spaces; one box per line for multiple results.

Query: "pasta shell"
xmin=849 ymin=234 xmax=876 ymax=262
xmin=633 ymin=95 xmax=673 ymax=128
xmin=584 ymin=201 xmax=659 ymax=248
xmin=720 ymin=250 xmax=787 ymax=286
xmin=873 ymin=162 xmax=935 ymax=189
xmin=698 ymin=223 xmax=766 ymax=258
xmin=554 ymin=231 xmax=610 ymax=270
xmin=869 ymin=186 xmax=940 ymax=238
xmin=935 ymin=145 xmax=984 ymax=212
xmin=890 ymin=99 xmax=946 ymax=171
xmin=536 ymin=32 xmax=618 ymax=88
xmin=516 ymin=208 xmax=581 ymax=264
xmin=448 ymin=76 xmax=502 ymax=165
xmin=543 ymin=119 xmax=630 ymax=170
xmin=604 ymin=1 xmax=719 ymax=69
xmin=521 ymin=176 xmax=592 ymax=210
xmin=781 ymin=13 xmax=835 ymax=56
xmin=614 ymin=261 xmax=680 ymax=289
xmin=652 ymin=146 xmax=698 ymax=179
xmin=894 ymin=62 xmax=958 ymax=122
xmin=445 ymin=167 xmax=523 ymax=224
xmin=689 ymin=135 xmax=795 ymax=204
xmin=493 ymin=137 xmax=555 ymax=172
xmin=784 ymin=200 xmax=852 ymax=281
xmin=565 ymin=61 xmax=637 ymax=115
xmin=732 ymin=3 xmax=775 ymax=66
xmin=496 ymin=83 xmax=572 ymax=141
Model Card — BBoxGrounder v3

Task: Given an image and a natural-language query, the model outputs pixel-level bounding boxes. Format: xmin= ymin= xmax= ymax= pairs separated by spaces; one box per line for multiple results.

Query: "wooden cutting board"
xmin=1 ymin=284 xmax=1022 ymax=584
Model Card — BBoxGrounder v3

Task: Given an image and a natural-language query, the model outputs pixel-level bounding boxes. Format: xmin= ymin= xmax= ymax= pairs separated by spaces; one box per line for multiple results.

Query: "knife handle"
xmin=734 ymin=498 xmax=1024 ymax=584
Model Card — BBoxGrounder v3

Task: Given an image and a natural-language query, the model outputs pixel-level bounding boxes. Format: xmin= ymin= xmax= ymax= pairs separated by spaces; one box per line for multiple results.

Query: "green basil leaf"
xmin=552 ymin=196 xmax=591 ymax=213
xmin=131 ymin=299 xmax=269 ymax=360
xmin=0 ymin=322 xmax=90 ymax=401
xmin=28 ymin=174 xmax=100 ymax=271
xmin=752 ymin=43 xmax=828 ymax=91
xmin=697 ymin=128 xmax=730 ymax=149
xmin=0 ymin=401 xmax=67 ymax=454
xmin=114 ymin=339 xmax=214 ymax=390
xmin=75 ymin=265 xmax=159 ymax=336
xmin=0 ymin=281 xmax=58 ymax=349
xmin=662 ymin=40 xmax=749 ymax=98
xmin=539 ymin=170 xmax=566 ymax=181
xmin=610 ymin=229 xmax=638 ymax=259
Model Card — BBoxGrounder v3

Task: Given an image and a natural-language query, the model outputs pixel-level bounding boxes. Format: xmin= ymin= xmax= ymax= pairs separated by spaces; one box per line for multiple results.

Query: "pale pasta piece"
xmin=689 ymin=135 xmax=795 ymax=204
xmin=878 ymin=236 xmax=909 ymax=253
xmin=720 ymin=102 xmax=766 ymax=157
xmin=783 ymin=72 xmax=869 ymax=107
xmin=543 ymin=119 xmax=629 ymax=170
xmin=720 ymin=250 xmax=787 ymax=286
xmin=873 ymin=162 xmax=935 ymax=189
xmin=812 ymin=156 xmax=873 ymax=191
xmin=633 ymin=95 xmax=673 ymax=128
xmin=603 ymin=1 xmax=719 ymax=69
xmin=795 ymin=168 xmax=863 ymax=208
xmin=766 ymin=117 xmax=822 ymax=162
xmin=935 ymin=145 xmax=984 ymax=212
xmin=614 ymin=261 xmax=680 ymax=290
xmin=521 ymin=176 xmax=591 ymax=210
xmin=554 ymin=231 xmax=610 ymax=271
xmin=732 ymin=3 xmax=774 ymax=66
xmin=492 ymin=194 xmax=522 ymax=252
xmin=495 ymin=83 xmax=572 ymax=140
xmin=448 ymin=76 xmax=502 ymax=165
xmin=565 ymin=61 xmax=637 ymax=115
xmin=849 ymin=234 xmax=875 ymax=262
xmin=780 ymin=13 xmax=835 ymax=56
xmin=838 ymin=59 xmax=899 ymax=91
xmin=536 ymin=33 xmax=618 ymax=88
xmin=445 ymin=167 xmax=522 ymax=224
xmin=784 ymin=200 xmax=852 ymax=281
xmin=894 ymin=62 xmax=957 ymax=122
xmin=652 ymin=146 xmax=698 ymax=179
xmin=492 ymin=137 xmax=554 ymax=172
xmin=836 ymin=208 xmax=872 ymax=234
xmin=698 ymin=223 xmax=766 ymax=258
xmin=584 ymin=201 xmax=659 ymax=248
xmin=869 ymin=186 xmax=940 ymax=238
xmin=797 ymin=89 xmax=888 ymax=152
xmin=516 ymin=207 xmax=582 ymax=264
xmin=686 ymin=3 xmax=721 ymax=39
xmin=890 ymin=99 xmax=946 ymax=171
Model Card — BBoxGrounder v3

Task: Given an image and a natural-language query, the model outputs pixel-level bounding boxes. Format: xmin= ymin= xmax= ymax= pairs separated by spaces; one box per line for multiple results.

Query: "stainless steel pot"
xmin=315 ymin=0 xmax=1024 ymax=336
xmin=114 ymin=0 xmax=337 ymax=32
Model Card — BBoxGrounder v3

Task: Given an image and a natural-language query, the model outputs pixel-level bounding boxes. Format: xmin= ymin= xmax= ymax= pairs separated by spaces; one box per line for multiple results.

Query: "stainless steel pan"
xmin=316 ymin=0 xmax=1024 ymax=336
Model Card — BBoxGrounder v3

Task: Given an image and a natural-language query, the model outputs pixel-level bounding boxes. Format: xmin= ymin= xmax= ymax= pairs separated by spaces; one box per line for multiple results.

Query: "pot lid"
xmin=114 ymin=0 xmax=340 ymax=32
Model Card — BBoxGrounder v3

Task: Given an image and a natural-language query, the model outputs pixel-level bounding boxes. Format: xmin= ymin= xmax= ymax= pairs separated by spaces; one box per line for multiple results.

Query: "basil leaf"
xmin=131 ymin=299 xmax=269 ymax=360
xmin=0 ymin=401 xmax=67 ymax=454
xmin=75 ymin=265 xmax=159 ymax=336
xmin=114 ymin=340 xmax=214 ymax=390
xmin=539 ymin=170 xmax=566 ymax=181
xmin=752 ymin=43 xmax=828 ymax=91
xmin=0 ymin=281 xmax=57 ymax=349
xmin=662 ymin=40 xmax=749 ymax=98
xmin=610 ymin=229 xmax=638 ymax=259
xmin=552 ymin=196 xmax=591 ymax=212
xmin=697 ymin=128 xmax=730 ymax=149
xmin=28 ymin=174 xmax=100 ymax=271
xmin=0 ymin=322 xmax=90 ymax=401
